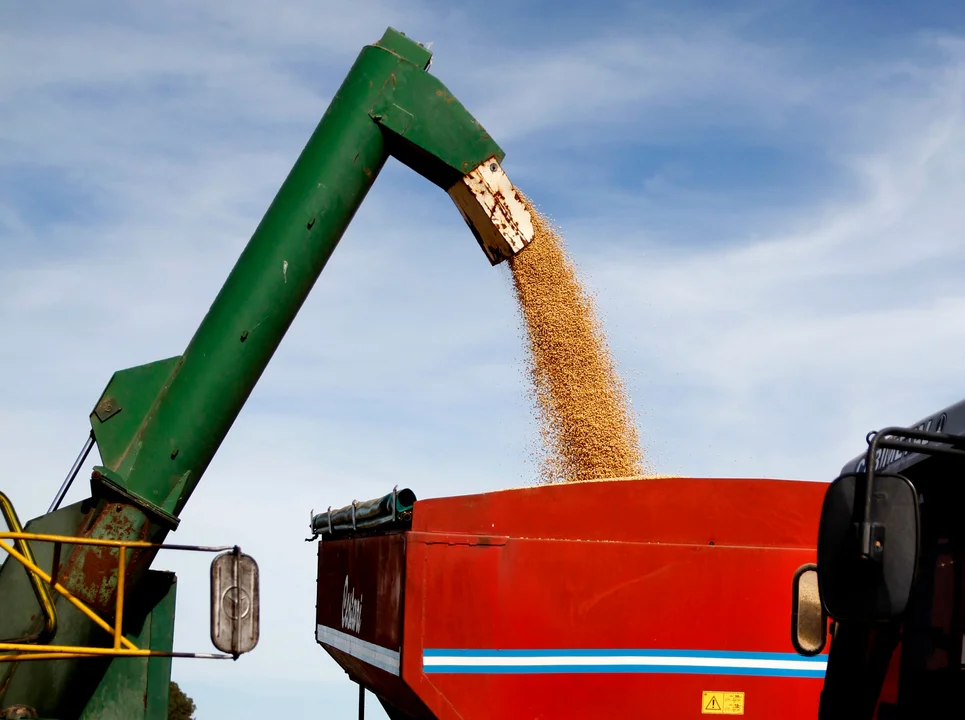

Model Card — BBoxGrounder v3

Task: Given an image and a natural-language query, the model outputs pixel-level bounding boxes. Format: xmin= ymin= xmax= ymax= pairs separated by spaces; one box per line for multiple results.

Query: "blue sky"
xmin=2 ymin=1 xmax=965 ymax=717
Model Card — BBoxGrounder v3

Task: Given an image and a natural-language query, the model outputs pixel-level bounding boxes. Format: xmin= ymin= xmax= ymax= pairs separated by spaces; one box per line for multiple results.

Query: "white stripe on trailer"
xmin=316 ymin=624 xmax=401 ymax=676
xmin=423 ymin=655 xmax=826 ymax=671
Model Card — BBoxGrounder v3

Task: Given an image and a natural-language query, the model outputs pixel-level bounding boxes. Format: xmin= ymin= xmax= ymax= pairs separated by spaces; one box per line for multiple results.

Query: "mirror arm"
xmin=232 ymin=545 xmax=241 ymax=660
xmin=860 ymin=427 xmax=965 ymax=558
xmin=859 ymin=432 xmax=882 ymax=560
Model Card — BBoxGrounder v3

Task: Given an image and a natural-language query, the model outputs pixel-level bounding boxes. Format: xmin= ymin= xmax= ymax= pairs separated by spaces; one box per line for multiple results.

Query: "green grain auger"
xmin=0 ymin=28 xmax=533 ymax=719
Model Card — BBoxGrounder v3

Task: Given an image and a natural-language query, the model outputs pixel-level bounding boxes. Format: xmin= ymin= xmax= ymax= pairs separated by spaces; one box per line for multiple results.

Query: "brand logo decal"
xmin=855 ymin=413 xmax=947 ymax=473
xmin=341 ymin=576 xmax=362 ymax=634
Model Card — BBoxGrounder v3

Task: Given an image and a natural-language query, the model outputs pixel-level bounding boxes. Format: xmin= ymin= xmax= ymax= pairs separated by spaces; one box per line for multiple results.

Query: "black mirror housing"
xmin=817 ymin=473 xmax=920 ymax=623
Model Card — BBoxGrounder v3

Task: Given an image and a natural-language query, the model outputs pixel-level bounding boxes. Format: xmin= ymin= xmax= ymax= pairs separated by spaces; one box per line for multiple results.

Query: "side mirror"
xmin=791 ymin=564 xmax=827 ymax=656
xmin=210 ymin=550 xmax=260 ymax=655
xmin=817 ymin=473 xmax=919 ymax=623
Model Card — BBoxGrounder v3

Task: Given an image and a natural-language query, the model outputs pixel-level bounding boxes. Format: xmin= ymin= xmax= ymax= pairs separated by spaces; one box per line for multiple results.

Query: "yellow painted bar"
xmin=0 ymin=494 xmax=58 ymax=643
xmin=0 ymin=653 xmax=110 ymax=662
xmin=0 ymin=531 xmax=157 ymax=549
xmin=114 ymin=547 xmax=126 ymax=649
xmin=0 ymin=643 xmax=149 ymax=656
xmin=0 ymin=538 xmax=138 ymax=651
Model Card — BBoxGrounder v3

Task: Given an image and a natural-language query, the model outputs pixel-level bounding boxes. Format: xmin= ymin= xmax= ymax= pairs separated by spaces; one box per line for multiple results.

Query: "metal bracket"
xmin=90 ymin=467 xmax=180 ymax=531
xmin=858 ymin=426 xmax=965 ymax=558
xmin=93 ymin=396 xmax=122 ymax=423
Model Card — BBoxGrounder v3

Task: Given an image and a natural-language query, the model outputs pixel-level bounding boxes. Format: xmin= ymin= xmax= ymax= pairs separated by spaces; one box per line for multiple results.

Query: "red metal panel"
xmin=412 ymin=477 xmax=826 ymax=548
xmin=316 ymin=535 xmax=438 ymax=718
xmin=402 ymin=478 xmax=827 ymax=718
xmin=316 ymin=534 xmax=405 ymax=652
xmin=318 ymin=478 xmax=829 ymax=718
xmin=402 ymin=536 xmax=466 ymax=720
xmin=408 ymin=538 xmax=822 ymax=717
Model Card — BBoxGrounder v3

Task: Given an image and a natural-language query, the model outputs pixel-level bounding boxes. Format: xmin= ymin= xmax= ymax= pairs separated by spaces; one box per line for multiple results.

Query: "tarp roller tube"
xmin=311 ymin=488 xmax=416 ymax=539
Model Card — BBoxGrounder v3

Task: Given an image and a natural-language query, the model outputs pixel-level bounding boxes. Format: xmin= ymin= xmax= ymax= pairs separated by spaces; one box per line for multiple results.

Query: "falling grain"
xmin=509 ymin=201 xmax=645 ymax=483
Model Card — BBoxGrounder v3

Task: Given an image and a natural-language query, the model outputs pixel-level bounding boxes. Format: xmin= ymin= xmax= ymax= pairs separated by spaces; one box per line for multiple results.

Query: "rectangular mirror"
xmin=817 ymin=473 xmax=920 ymax=623
xmin=210 ymin=550 xmax=260 ymax=655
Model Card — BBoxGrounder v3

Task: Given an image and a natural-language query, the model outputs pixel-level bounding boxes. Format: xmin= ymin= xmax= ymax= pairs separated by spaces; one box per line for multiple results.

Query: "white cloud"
xmin=468 ymin=28 xmax=818 ymax=144
xmin=581 ymin=37 xmax=965 ymax=479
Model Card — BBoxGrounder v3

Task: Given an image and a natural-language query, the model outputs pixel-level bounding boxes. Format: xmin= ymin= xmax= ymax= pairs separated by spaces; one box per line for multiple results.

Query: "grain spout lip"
xmin=447 ymin=157 xmax=534 ymax=265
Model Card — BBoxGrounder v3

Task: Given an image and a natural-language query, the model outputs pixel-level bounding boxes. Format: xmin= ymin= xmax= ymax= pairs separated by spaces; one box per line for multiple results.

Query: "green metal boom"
xmin=0 ymin=27 xmax=533 ymax=719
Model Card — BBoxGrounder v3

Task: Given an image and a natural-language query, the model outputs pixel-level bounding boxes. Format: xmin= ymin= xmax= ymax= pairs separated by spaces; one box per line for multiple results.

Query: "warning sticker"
xmin=702 ymin=691 xmax=744 ymax=715
xmin=703 ymin=692 xmax=723 ymax=714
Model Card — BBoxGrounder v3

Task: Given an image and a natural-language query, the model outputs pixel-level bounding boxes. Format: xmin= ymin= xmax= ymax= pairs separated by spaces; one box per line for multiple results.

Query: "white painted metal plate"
xmin=210 ymin=551 xmax=260 ymax=655
xmin=448 ymin=157 xmax=535 ymax=265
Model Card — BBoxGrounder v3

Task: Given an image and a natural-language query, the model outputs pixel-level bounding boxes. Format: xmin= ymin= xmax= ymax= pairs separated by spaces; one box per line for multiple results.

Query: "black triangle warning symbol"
xmin=705 ymin=696 xmax=721 ymax=711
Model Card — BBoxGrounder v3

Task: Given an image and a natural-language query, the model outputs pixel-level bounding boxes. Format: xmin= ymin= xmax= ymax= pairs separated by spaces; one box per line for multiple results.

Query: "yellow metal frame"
xmin=0 ymin=493 xmax=57 ymax=644
xmin=0 ymin=529 xmax=233 ymax=663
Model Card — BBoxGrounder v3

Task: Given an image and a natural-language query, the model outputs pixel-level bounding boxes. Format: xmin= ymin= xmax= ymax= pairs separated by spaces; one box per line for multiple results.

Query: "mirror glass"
xmin=210 ymin=551 xmax=260 ymax=655
xmin=791 ymin=565 xmax=826 ymax=655
xmin=817 ymin=473 xmax=920 ymax=623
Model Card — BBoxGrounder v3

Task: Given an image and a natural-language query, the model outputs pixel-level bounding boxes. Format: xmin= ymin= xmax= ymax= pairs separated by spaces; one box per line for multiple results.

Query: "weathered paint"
xmin=210 ymin=551 xmax=259 ymax=655
xmin=59 ymin=503 xmax=156 ymax=614
xmin=315 ymin=477 xmax=829 ymax=719
xmin=448 ymin=158 xmax=534 ymax=265
xmin=0 ymin=493 xmax=57 ymax=645
xmin=316 ymin=535 xmax=405 ymax=663
xmin=0 ymin=502 xmax=133 ymax=717
xmin=77 ymin=571 xmax=177 ymax=720
xmin=0 ymin=503 xmax=93 ymax=717
xmin=317 ymin=535 xmax=437 ymax=719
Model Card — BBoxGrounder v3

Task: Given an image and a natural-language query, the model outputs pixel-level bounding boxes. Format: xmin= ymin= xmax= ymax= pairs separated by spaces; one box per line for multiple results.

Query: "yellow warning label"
xmin=702 ymin=691 xmax=744 ymax=715
xmin=703 ymin=692 xmax=723 ymax=714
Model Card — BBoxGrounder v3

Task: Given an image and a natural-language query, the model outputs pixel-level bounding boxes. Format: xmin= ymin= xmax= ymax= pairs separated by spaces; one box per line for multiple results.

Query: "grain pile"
xmin=509 ymin=201 xmax=645 ymax=483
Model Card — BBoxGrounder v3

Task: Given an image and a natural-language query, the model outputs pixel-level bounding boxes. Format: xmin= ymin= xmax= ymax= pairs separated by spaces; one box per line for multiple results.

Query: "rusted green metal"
xmin=0 ymin=493 xmax=57 ymax=645
xmin=0 ymin=502 xmax=115 ymax=716
xmin=78 ymin=572 xmax=177 ymax=720
xmin=1 ymin=26 xmax=513 ymax=718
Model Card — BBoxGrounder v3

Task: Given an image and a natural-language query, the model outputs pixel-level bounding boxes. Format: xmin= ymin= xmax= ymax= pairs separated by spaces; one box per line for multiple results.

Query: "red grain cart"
xmin=312 ymin=477 xmax=827 ymax=719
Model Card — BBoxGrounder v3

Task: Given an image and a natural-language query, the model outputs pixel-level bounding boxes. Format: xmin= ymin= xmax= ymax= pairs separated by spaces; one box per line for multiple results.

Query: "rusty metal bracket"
xmin=90 ymin=467 xmax=180 ymax=531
